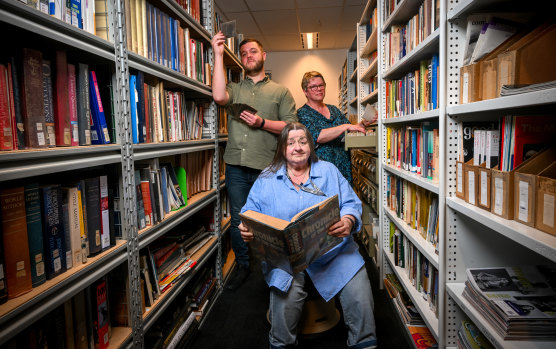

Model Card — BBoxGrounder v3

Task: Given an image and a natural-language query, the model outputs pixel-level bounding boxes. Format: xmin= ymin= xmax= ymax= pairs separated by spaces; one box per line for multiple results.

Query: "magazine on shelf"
xmin=463 ymin=265 xmax=556 ymax=340
xmin=239 ymin=195 xmax=342 ymax=274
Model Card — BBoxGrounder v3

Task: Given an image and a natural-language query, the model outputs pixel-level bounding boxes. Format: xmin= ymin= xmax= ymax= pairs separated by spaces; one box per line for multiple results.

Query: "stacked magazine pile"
xmin=462 ymin=266 xmax=556 ymax=341
xmin=384 ymin=274 xmax=425 ymax=326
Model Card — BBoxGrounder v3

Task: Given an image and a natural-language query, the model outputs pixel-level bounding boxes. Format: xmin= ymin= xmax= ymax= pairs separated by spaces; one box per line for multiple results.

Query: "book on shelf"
xmin=83 ymin=177 xmax=103 ymax=255
xmin=40 ymin=59 xmax=56 ymax=147
xmin=408 ymin=325 xmax=437 ymax=349
xmin=63 ymin=185 xmax=85 ymax=267
xmin=0 ymin=186 xmax=33 ymax=298
xmin=53 ymin=50 xmax=72 ymax=146
xmin=88 ymin=70 xmax=110 ymax=144
xmin=67 ymin=63 xmax=80 ymax=146
xmin=90 ymin=277 xmax=110 ymax=349
xmin=463 ymin=265 xmax=556 ymax=340
xmin=99 ymin=175 xmax=111 ymax=250
xmin=40 ymin=184 xmax=68 ymax=280
xmin=76 ymin=63 xmax=92 ymax=145
xmin=239 ymin=194 xmax=342 ymax=275
xmin=21 ymin=48 xmax=47 ymax=149
xmin=25 ymin=183 xmax=47 ymax=287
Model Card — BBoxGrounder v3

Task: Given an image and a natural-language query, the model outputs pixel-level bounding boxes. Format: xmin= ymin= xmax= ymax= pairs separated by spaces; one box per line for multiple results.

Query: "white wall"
xmin=264 ymin=49 xmax=347 ymax=111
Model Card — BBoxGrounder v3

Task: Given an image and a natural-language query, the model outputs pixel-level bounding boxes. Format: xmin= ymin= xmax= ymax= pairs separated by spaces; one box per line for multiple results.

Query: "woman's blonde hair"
xmin=301 ymin=71 xmax=325 ymax=91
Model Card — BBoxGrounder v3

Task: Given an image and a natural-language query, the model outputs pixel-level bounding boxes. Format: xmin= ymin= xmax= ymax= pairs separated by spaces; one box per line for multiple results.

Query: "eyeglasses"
xmin=285 ymin=170 xmax=326 ymax=196
xmin=306 ymin=84 xmax=326 ymax=91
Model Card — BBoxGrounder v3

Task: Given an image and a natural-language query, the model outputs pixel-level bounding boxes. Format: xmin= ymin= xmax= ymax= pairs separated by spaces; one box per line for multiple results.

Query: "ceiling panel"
xmin=335 ymin=31 xmax=358 ymax=47
xmin=263 ymin=34 xmax=303 ymax=51
xmin=254 ymin=10 xmax=299 ymax=35
xmin=221 ymin=12 xmax=261 ymax=36
xmin=245 ymin=0 xmax=295 ymax=11
xmin=214 ymin=0 xmax=248 ymax=13
xmin=298 ymin=7 xmax=343 ymax=33
xmin=341 ymin=5 xmax=365 ymax=31
xmin=296 ymin=0 xmax=344 ymax=8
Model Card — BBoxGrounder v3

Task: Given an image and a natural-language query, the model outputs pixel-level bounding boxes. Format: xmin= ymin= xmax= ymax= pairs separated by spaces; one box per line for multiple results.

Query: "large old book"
xmin=40 ymin=184 xmax=67 ymax=279
xmin=84 ymin=177 xmax=102 ymax=255
xmin=21 ymin=48 xmax=47 ymax=149
xmin=67 ymin=63 xmax=79 ymax=146
xmin=90 ymin=278 xmax=110 ymax=349
xmin=24 ymin=183 xmax=46 ymax=287
xmin=0 ymin=64 xmax=14 ymax=150
xmin=239 ymin=195 xmax=342 ymax=274
xmin=10 ymin=57 xmax=25 ymax=149
xmin=0 ymin=187 xmax=33 ymax=298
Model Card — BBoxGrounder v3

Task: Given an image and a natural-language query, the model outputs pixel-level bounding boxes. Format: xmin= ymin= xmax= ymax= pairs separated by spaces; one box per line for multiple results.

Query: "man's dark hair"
xmin=239 ymin=38 xmax=264 ymax=51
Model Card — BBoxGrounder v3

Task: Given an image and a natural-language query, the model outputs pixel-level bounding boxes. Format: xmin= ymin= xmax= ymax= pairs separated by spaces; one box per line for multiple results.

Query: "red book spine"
xmin=140 ymin=181 xmax=153 ymax=226
xmin=7 ymin=63 xmax=17 ymax=149
xmin=94 ymin=280 xmax=110 ymax=349
xmin=67 ymin=63 xmax=79 ymax=146
xmin=53 ymin=50 xmax=71 ymax=146
xmin=0 ymin=64 xmax=14 ymax=150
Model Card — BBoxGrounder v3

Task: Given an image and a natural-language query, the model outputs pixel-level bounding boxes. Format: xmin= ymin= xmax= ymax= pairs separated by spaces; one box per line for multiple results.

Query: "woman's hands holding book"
xmin=239 ymin=222 xmax=253 ymax=242
xmin=328 ymin=215 xmax=355 ymax=238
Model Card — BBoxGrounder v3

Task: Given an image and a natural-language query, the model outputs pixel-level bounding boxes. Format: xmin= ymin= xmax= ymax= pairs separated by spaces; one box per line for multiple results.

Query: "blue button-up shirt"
xmin=240 ymin=160 xmax=365 ymax=301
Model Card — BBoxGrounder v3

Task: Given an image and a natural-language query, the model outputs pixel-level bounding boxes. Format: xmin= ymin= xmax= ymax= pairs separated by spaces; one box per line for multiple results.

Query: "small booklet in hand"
xmin=239 ymin=195 xmax=342 ymax=274
xmin=228 ymin=103 xmax=258 ymax=121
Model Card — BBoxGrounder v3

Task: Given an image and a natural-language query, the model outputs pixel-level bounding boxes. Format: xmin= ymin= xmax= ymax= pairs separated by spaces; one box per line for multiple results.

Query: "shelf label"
xmin=494 ymin=178 xmax=503 ymax=215
xmin=543 ymin=193 xmax=555 ymax=228
xmin=518 ymin=181 xmax=529 ymax=222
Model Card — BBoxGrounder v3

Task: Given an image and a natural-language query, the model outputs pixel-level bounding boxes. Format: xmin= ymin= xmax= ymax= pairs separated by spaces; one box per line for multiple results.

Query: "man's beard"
xmin=242 ymin=59 xmax=264 ymax=75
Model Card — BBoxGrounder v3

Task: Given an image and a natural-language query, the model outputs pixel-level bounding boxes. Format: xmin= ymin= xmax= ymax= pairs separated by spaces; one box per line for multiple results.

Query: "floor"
xmin=190 ymin=243 xmax=413 ymax=349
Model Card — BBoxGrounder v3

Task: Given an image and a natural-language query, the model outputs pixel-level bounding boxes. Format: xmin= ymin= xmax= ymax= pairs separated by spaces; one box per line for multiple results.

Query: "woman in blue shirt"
xmin=297 ymin=71 xmax=373 ymax=185
xmin=239 ymin=122 xmax=377 ymax=349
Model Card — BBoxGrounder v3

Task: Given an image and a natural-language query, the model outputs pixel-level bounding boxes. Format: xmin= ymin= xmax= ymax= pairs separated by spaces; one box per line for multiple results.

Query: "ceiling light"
xmin=300 ymin=32 xmax=319 ymax=50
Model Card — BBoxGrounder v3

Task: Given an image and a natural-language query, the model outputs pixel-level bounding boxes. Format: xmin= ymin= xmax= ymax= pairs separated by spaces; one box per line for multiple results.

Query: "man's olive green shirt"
xmin=225 ymin=76 xmax=297 ymax=170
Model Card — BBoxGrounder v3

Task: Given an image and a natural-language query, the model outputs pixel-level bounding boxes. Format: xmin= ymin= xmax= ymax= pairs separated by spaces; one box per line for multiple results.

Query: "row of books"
xmin=384 ymin=54 xmax=439 ymax=117
xmin=386 ymin=175 xmax=439 ymax=250
xmin=383 ymin=0 xmax=439 ymax=71
xmin=1 ymin=270 xmax=124 ymax=349
xmin=386 ymin=122 xmax=440 ymax=182
xmin=125 ymin=0 xmax=210 ymax=84
xmin=133 ymin=151 xmax=213 ymax=231
xmin=0 ymin=49 xmax=113 ymax=151
xmin=217 ymin=106 xmax=228 ymax=135
xmin=383 ymin=273 xmax=438 ymax=349
xmin=144 ymin=263 xmax=216 ymax=349
xmin=364 ymin=7 xmax=378 ymax=41
xmin=0 ymin=175 xmax=118 ymax=302
xmin=458 ymin=115 xmax=556 ymax=171
xmin=463 ymin=265 xmax=556 ymax=341
xmin=129 ymin=72 xmax=207 ymax=144
xmin=19 ymin=0 xmax=112 ymax=41
xmin=389 ymin=222 xmax=439 ymax=317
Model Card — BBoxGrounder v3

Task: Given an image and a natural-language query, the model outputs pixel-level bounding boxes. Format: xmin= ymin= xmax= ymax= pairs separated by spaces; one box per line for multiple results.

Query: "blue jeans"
xmin=269 ymin=267 xmax=377 ymax=349
xmin=225 ymin=164 xmax=261 ymax=267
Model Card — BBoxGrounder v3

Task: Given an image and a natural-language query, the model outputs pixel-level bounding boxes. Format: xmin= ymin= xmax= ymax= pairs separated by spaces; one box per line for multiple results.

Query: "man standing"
xmin=211 ymin=33 xmax=297 ymax=290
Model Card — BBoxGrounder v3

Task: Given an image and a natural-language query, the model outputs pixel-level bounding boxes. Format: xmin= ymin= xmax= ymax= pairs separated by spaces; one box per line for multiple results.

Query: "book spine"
xmin=88 ymin=70 xmax=110 ymax=144
xmin=77 ymin=63 xmax=92 ymax=145
xmin=0 ymin=187 xmax=33 ymax=298
xmin=99 ymin=175 xmax=111 ymax=250
xmin=92 ymin=279 xmax=110 ymax=349
xmin=24 ymin=183 xmax=47 ymax=287
xmin=9 ymin=59 xmax=25 ymax=149
xmin=67 ymin=186 xmax=84 ymax=266
xmin=41 ymin=60 xmax=57 ymax=147
xmin=21 ymin=48 xmax=47 ymax=149
xmin=0 ymin=65 xmax=14 ymax=151
xmin=84 ymin=177 xmax=102 ymax=255
xmin=67 ymin=63 xmax=79 ymax=146
xmin=61 ymin=189 xmax=73 ymax=270
xmin=53 ymin=50 xmax=71 ymax=146
xmin=41 ymin=185 xmax=67 ymax=279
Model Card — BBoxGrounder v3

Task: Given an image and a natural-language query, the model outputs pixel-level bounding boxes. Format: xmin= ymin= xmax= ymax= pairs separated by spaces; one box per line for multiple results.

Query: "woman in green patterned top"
xmin=297 ymin=71 xmax=370 ymax=185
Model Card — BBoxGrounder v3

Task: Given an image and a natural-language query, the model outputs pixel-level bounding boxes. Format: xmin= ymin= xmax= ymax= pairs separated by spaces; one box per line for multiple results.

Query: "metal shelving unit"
xmin=444 ymin=0 xmax=556 ymax=348
xmin=0 ymin=0 xmax=226 ymax=346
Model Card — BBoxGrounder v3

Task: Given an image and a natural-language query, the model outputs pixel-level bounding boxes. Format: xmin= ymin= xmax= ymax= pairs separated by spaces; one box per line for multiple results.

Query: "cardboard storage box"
xmin=536 ymin=161 xmax=556 ymax=236
xmin=514 ymin=147 xmax=556 ymax=227
xmin=491 ymin=168 xmax=514 ymax=220
xmin=460 ymin=63 xmax=481 ymax=104
xmin=456 ymin=161 xmax=466 ymax=199
xmin=478 ymin=166 xmax=491 ymax=211
xmin=496 ymin=23 xmax=556 ymax=95
xmin=464 ymin=161 xmax=479 ymax=206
